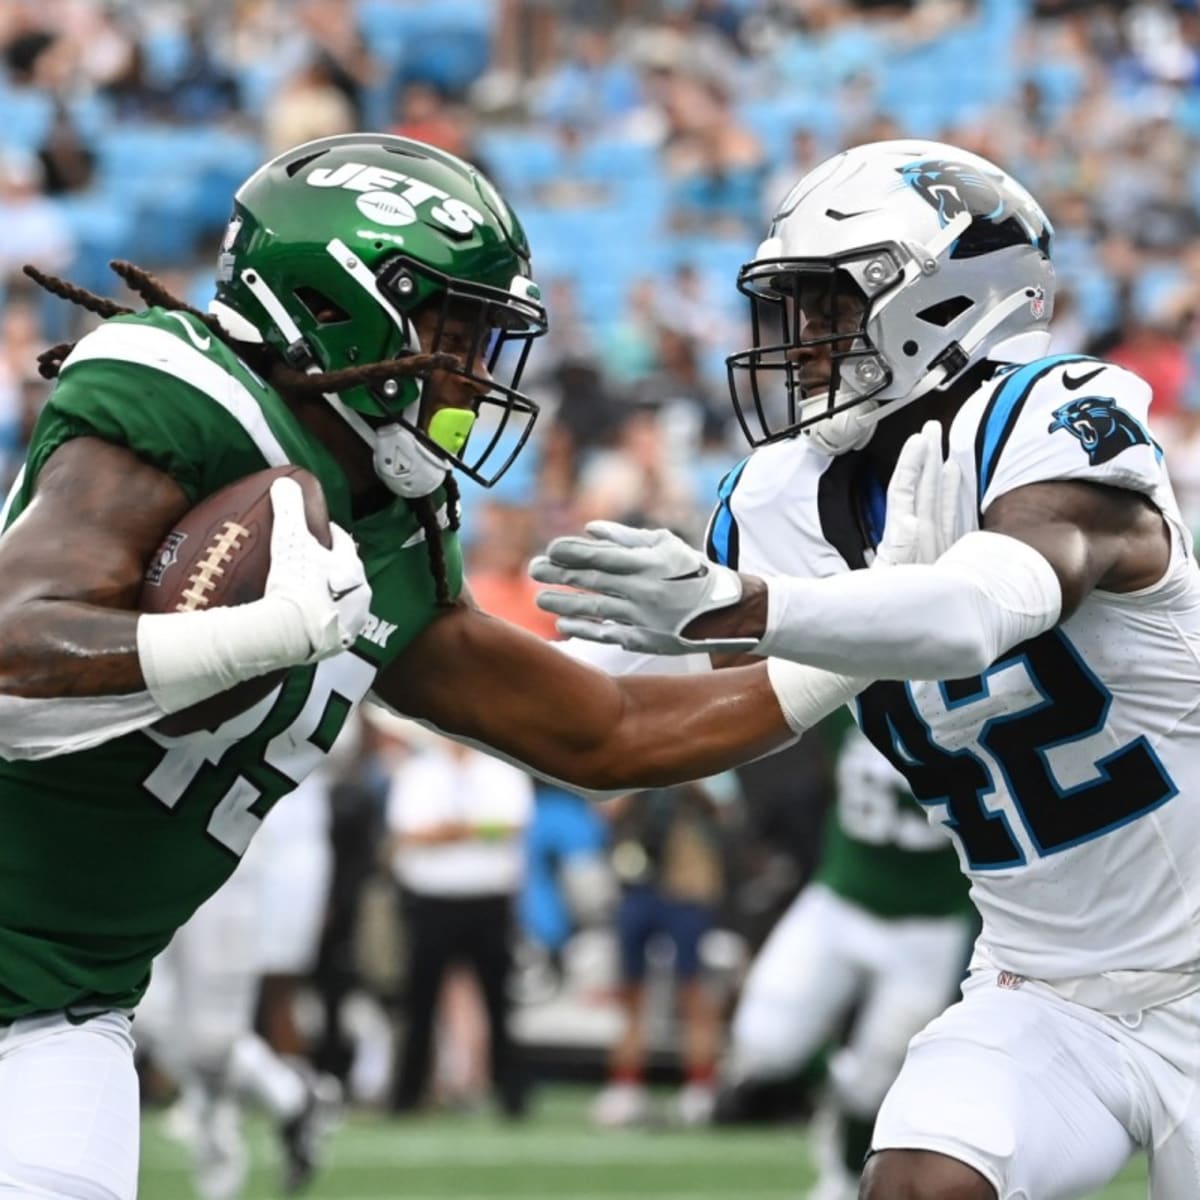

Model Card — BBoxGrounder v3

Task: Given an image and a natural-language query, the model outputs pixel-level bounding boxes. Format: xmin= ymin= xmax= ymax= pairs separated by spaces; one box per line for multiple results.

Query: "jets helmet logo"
xmin=897 ymin=159 xmax=1005 ymax=227
xmin=1048 ymin=396 xmax=1156 ymax=466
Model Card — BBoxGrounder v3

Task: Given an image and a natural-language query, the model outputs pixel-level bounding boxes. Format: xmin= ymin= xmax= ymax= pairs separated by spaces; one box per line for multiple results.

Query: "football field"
xmin=140 ymin=1086 xmax=1149 ymax=1199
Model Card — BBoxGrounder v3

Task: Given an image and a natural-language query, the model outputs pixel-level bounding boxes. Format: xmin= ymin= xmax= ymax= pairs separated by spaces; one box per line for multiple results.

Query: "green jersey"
xmin=0 ymin=309 xmax=461 ymax=1021
xmin=814 ymin=710 xmax=971 ymax=920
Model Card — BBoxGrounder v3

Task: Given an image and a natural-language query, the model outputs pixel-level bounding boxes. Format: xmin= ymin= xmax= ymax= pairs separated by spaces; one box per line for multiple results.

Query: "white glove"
xmin=531 ymin=522 xmax=752 ymax=655
xmin=873 ymin=421 xmax=961 ymax=568
xmin=266 ymin=477 xmax=372 ymax=661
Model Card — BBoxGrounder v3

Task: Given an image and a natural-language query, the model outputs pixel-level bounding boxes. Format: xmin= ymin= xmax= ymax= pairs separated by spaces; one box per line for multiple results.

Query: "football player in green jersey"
xmin=0 ymin=133 xmax=888 ymax=1200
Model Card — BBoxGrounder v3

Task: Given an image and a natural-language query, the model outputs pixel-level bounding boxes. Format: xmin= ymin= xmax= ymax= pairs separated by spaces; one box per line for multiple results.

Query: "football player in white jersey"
xmin=534 ymin=139 xmax=1200 ymax=1199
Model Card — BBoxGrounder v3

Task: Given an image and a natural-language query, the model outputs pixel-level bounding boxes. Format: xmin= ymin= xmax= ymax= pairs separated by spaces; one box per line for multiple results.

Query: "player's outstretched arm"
xmin=533 ymin=471 xmax=1168 ymax=683
xmin=372 ymin=602 xmax=822 ymax=792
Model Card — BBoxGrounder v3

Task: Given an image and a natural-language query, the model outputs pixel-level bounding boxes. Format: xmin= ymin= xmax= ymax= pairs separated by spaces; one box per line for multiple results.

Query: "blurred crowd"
xmin=4 ymin=0 xmax=1200 ymax=1135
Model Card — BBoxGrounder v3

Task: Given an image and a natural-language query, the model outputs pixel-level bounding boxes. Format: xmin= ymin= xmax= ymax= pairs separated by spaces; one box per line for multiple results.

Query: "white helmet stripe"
xmin=239 ymin=267 xmax=306 ymax=345
xmin=325 ymin=237 xmax=421 ymax=350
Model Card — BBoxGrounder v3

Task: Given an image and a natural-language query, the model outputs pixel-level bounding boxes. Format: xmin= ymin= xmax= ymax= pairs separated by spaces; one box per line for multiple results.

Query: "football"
xmin=140 ymin=465 xmax=331 ymax=737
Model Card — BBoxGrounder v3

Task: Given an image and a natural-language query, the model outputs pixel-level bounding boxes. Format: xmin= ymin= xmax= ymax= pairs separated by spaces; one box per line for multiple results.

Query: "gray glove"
xmin=530 ymin=521 xmax=754 ymax=655
xmin=531 ymin=421 xmax=962 ymax=656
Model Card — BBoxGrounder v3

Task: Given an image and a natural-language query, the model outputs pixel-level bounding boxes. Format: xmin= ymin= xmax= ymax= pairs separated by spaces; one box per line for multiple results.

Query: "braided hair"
xmin=24 ymin=260 xmax=462 ymax=605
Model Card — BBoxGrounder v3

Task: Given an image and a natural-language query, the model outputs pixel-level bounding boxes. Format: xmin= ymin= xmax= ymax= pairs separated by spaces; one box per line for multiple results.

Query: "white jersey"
xmin=706 ymin=354 xmax=1200 ymax=1009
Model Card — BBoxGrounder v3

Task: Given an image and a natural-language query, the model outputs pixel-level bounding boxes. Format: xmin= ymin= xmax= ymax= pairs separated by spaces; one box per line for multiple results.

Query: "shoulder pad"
xmin=973 ymin=354 xmax=1163 ymax=513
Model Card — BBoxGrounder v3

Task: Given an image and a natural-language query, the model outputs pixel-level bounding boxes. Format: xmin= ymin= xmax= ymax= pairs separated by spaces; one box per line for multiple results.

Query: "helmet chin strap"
xmin=323 ymin=392 xmax=451 ymax=500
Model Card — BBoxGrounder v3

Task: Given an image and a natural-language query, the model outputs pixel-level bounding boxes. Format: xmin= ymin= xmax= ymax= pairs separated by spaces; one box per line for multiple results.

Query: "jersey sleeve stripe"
xmin=974 ymin=353 xmax=1092 ymax=506
xmin=61 ymin=323 xmax=290 ymax=467
xmin=705 ymin=456 xmax=750 ymax=568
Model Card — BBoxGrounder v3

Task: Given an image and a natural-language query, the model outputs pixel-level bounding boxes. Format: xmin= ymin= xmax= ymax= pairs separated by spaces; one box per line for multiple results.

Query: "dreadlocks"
xmin=25 ymin=259 xmax=463 ymax=606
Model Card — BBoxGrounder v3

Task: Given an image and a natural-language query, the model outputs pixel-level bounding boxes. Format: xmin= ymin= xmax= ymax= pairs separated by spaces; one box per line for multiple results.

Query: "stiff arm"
xmin=373 ymin=601 xmax=798 ymax=793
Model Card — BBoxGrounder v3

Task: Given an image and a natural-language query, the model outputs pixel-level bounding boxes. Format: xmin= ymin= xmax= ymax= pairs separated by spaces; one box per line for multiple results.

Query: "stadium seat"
xmin=357 ymin=0 xmax=492 ymax=92
xmin=0 ymin=87 xmax=54 ymax=152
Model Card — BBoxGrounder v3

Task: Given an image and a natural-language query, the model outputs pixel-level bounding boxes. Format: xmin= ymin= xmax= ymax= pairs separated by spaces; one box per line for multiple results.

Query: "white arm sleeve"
xmin=758 ymin=531 xmax=1062 ymax=679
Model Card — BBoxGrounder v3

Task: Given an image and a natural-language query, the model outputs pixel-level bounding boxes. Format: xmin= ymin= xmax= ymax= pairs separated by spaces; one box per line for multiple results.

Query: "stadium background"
xmin=0 ymin=0 xmax=1193 ymax=1195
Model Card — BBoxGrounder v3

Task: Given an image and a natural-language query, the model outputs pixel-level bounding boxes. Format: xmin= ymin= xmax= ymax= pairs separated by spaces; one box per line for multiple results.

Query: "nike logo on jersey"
xmin=1062 ymin=366 xmax=1104 ymax=390
xmin=328 ymin=582 xmax=363 ymax=602
xmin=164 ymin=311 xmax=212 ymax=351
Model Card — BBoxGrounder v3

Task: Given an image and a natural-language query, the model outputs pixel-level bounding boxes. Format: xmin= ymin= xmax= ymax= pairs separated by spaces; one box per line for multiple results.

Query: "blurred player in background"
xmin=723 ymin=714 xmax=972 ymax=1200
xmin=536 ymin=138 xmax=1200 ymax=1198
xmin=591 ymin=779 xmax=729 ymax=1130
xmin=136 ymin=846 xmax=338 ymax=1200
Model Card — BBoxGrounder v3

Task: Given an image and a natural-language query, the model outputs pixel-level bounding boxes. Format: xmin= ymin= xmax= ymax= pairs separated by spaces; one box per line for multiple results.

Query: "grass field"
xmin=139 ymin=1086 xmax=1150 ymax=1199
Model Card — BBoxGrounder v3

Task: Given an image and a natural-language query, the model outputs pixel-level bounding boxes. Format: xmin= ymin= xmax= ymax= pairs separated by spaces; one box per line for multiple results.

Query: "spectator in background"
xmin=0 ymin=151 xmax=74 ymax=288
xmin=466 ymin=500 xmax=559 ymax=640
xmin=575 ymin=402 xmax=697 ymax=535
xmin=761 ymin=127 xmax=824 ymax=220
xmin=387 ymin=736 xmax=534 ymax=1119
xmin=633 ymin=321 xmax=727 ymax=441
xmin=604 ymin=277 xmax=662 ymax=385
xmin=296 ymin=0 xmax=380 ymax=124
xmin=532 ymin=122 xmax=613 ymax=209
xmin=0 ymin=300 xmax=48 ymax=483
xmin=592 ymin=781 xmax=730 ymax=1129
xmin=169 ymin=15 xmax=242 ymax=124
xmin=263 ymin=58 xmax=356 ymax=157
xmin=531 ymin=27 xmax=644 ymax=132
xmin=662 ymin=75 xmax=765 ymax=234
xmin=36 ymin=99 xmax=95 ymax=195
xmin=473 ymin=0 xmax=564 ymax=113
xmin=391 ymin=82 xmax=473 ymax=160
xmin=1107 ymin=290 xmax=1191 ymax=425
xmin=98 ymin=38 xmax=164 ymax=122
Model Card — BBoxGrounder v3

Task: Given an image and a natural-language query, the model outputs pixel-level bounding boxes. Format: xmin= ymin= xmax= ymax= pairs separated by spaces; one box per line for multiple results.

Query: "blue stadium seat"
xmin=357 ymin=0 xmax=492 ymax=91
xmin=739 ymin=96 xmax=839 ymax=161
xmin=475 ymin=129 xmax=564 ymax=195
xmin=0 ymin=87 xmax=54 ymax=152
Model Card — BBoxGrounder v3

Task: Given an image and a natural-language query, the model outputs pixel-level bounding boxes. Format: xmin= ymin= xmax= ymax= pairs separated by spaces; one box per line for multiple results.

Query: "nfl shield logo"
xmin=144 ymin=531 xmax=186 ymax=586
xmin=997 ymin=970 xmax=1026 ymax=991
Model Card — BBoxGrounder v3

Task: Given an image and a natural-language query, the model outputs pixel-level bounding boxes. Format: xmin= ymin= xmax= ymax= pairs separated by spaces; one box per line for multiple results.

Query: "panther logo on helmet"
xmin=897 ymin=159 xmax=1005 ymax=228
xmin=1048 ymin=397 xmax=1157 ymax=466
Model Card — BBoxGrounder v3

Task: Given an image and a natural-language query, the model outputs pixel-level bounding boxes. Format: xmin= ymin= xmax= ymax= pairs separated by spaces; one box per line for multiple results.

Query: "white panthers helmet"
xmin=727 ymin=140 xmax=1055 ymax=455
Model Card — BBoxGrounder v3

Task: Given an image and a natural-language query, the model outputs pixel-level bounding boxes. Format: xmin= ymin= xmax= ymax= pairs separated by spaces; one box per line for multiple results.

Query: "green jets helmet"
xmin=210 ymin=133 xmax=548 ymax=486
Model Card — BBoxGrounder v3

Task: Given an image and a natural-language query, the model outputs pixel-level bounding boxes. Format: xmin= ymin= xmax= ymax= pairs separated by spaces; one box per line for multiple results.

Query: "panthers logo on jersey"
xmin=1048 ymin=396 xmax=1157 ymax=466
xmin=896 ymin=158 xmax=1004 ymax=227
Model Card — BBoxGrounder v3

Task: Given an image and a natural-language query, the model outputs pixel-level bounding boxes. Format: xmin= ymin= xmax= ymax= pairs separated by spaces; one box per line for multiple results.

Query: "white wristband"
xmin=766 ymin=659 xmax=865 ymax=735
xmin=137 ymin=597 xmax=313 ymax=714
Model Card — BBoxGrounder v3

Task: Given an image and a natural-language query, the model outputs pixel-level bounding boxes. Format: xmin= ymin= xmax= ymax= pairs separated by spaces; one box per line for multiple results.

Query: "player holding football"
xmin=0 ymin=133 xmax=938 ymax=1200
xmin=535 ymin=140 xmax=1200 ymax=1198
